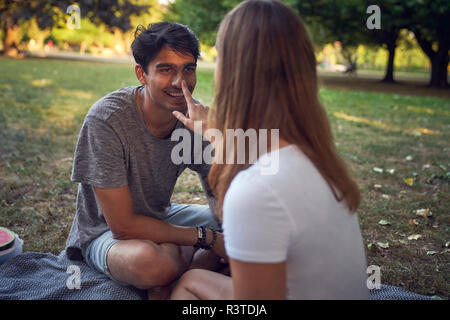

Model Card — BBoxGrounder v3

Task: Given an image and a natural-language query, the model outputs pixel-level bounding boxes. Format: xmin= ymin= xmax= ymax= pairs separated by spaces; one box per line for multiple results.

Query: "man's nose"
xmin=171 ymin=71 xmax=184 ymax=89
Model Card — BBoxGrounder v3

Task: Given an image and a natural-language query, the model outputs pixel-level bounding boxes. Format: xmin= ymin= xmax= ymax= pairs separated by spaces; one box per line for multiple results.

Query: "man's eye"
xmin=185 ymin=67 xmax=196 ymax=73
xmin=160 ymin=68 xmax=171 ymax=73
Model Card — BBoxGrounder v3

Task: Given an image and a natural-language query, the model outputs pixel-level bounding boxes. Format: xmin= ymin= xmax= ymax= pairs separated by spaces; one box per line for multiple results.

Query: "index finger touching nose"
xmin=182 ymin=80 xmax=195 ymax=106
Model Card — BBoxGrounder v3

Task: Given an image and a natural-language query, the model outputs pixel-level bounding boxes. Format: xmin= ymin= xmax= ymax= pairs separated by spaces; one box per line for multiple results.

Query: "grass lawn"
xmin=0 ymin=57 xmax=448 ymax=298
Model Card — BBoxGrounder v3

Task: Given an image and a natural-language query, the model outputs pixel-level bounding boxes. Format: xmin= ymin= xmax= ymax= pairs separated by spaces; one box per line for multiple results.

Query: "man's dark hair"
xmin=131 ymin=22 xmax=200 ymax=73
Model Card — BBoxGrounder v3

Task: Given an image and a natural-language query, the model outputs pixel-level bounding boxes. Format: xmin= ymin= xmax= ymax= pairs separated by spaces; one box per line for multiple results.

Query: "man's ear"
xmin=135 ymin=64 xmax=147 ymax=85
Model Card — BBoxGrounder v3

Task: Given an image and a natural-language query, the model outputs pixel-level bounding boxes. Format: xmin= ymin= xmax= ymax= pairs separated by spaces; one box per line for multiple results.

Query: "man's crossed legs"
xmin=85 ymin=203 xmax=225 ymax=298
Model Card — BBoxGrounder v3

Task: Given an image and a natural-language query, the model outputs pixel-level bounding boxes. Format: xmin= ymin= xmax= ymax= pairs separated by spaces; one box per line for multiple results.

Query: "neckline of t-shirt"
xmin=132 ymin=85 xmax=181 ymax=143
xmin=266 ymin=144 xmax=296 ymax=155
xmin=253 ymin=144 xmax=298 ymax=166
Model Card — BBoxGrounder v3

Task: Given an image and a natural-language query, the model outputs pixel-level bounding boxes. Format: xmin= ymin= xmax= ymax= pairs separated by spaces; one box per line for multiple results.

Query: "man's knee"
xmin=134 ymin=242 xmax=181 ymax=288
xmin=109 ymin=240 xmax=181 ymax=289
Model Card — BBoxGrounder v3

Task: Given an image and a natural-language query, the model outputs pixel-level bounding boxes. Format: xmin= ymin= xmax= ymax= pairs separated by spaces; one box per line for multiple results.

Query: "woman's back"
xmin=223 ymin=145 xmax=369 ymax=299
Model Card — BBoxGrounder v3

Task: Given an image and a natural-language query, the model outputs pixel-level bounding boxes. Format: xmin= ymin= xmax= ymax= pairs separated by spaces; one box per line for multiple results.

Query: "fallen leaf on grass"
xmin=382 ymin=194 xmax=390 ymax=199
xmin=387 ymin=169 xmax=395 ymax=174
xmin=407 ymin=234 xmax=422 ymax=240
xmin=373 ymin=167 xmax=383 ymax=173
xmin=426 ymin=251 xmax=438 ymax=255
xmin=377 ymin=242 xmax=390 ymax=249
xmin=408 ymin=219 xmax=419 ymax=226
xmin=415 ymin=208 xmax=432 ymax=218
xmin=405 ymin=155 xmax=413 ymax=161
xmin=378 ymin=219 xmax=391 ymax=225
xmin=403 ymin=178 xmax=414 ymax=186
xmin=373 ymin=184 xmax=382 ymax=189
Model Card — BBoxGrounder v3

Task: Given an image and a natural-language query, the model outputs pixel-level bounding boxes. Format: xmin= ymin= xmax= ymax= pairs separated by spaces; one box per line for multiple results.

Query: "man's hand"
xmin=172 ymin=80 xmax=209 ymax=137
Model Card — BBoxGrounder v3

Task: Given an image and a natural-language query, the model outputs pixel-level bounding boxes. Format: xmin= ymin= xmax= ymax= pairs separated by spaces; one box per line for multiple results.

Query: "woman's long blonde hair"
xmin=208 ymin=0 xmax=360 ymax=219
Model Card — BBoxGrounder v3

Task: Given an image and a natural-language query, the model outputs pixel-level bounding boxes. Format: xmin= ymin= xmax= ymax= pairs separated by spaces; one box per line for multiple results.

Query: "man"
xmin=65 ymin=22 xmax=226 ymax=297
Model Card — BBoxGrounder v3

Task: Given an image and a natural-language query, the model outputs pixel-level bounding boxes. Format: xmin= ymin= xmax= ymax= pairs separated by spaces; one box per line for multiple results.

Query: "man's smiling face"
xmin=143 ymin=45 xmax=197 ymax=113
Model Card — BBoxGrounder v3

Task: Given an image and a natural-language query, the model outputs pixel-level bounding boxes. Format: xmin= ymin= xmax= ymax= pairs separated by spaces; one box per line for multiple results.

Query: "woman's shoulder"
xmin=225 ymin=145 xmax=303 ymax=204
xmin=228 ymin=144 xmax=336 ymax=209
xmin=243 ymin=144 xmax=315 ymax=183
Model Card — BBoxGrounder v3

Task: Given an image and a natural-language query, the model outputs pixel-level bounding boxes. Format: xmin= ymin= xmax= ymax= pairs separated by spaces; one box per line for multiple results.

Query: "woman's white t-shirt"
xmin=223 ymin=145 xmax=369 ymax=299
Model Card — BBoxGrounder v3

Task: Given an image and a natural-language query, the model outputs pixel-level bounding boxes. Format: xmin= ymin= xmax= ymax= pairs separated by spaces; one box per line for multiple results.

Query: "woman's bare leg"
xmin=170 ymin=269 xmax=233 ymax=300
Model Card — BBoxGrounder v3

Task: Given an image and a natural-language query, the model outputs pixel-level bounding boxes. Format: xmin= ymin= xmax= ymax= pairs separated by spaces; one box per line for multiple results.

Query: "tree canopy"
xmin=164 ymin=0 xmax=241 ymax=46
xmin=0 ymin=0 xmax=150 ymax=56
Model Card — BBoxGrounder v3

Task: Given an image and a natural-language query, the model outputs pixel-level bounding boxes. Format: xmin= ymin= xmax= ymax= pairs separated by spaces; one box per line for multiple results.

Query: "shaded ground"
xmin=318 ymin=70 xmax=450 ymax=100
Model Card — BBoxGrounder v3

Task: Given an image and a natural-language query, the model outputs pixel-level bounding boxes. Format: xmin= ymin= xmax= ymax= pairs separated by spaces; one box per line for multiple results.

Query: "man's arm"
xmin=93 ymin=185 xmax=198 ymax=245
xmin=93 ymin=185 xmax=225 ymax=259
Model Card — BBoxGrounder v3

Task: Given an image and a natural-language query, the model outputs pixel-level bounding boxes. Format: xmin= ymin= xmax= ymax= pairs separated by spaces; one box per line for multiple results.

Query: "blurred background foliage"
xmin=0 ymin=0 xmax=448 ymax=86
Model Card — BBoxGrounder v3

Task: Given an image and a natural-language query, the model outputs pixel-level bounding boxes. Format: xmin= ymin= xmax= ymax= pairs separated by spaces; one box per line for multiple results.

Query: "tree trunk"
xmin=428 ymin=48 xmax=449 ymax=88
xmin=414 ymin=30 xmax=449 ymax=89
xmin=382 ymin=30 xmax=398 ymax=83
xmin=382 ymin=42 xmax=396 ymax=83
xmin=2 ymin=16 xmax=20 ymax=57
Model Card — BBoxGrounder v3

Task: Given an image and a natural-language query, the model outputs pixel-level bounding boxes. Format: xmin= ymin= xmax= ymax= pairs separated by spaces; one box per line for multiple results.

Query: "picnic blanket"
xmin=0 ymin=251 xmax=146 ymax=300
xmin=0 ymin=251 xmax=435 ymax=300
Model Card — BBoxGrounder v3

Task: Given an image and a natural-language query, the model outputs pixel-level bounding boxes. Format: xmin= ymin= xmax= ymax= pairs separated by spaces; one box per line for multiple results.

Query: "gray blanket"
xmin=0 ymin=251 xmax=146 ymax=300
xmin=0 ymin=251 xmax=434 ymax=300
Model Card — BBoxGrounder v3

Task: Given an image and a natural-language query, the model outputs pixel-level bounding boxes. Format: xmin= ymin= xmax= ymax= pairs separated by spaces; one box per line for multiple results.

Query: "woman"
xmin=171 ymin=0 xmax=368 ymax=299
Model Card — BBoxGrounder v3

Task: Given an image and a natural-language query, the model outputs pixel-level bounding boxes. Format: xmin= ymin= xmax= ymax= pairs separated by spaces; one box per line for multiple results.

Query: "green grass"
xmin=0 ymin=57 xmax=448 ymax=298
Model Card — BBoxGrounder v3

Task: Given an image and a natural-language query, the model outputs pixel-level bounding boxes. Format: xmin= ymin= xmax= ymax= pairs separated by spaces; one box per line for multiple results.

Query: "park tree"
xmin=361 ymin=0 xmax=415 ymax=83
xmin=294 ymin=0 xmax=366 ymax=66
xmin=0 ymin=1 xmax=57 ymax=56
xmin=363 ymin=0 xmax=449 ymax=87
xmin=165 ymin=0 xmax=241 ymax=46
xmin=164 ymin=0 xmax=361 ymax=55
xmin=0 ymin=0 xmax=149 ymax=57
xmin=407 ymin=0 xmax=450 ymax=88
xmin=295 ymin=0 xmax=449 ymax=88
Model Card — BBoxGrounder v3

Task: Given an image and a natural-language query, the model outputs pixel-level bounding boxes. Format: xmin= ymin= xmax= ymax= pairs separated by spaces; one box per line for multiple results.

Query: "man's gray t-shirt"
xmin=65 ymin=85 xmax=216 ymax=260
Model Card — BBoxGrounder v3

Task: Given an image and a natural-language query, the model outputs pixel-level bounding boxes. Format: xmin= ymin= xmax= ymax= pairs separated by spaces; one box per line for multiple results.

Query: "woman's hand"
xmin=172 ymin=80 xmax=209 ymax=138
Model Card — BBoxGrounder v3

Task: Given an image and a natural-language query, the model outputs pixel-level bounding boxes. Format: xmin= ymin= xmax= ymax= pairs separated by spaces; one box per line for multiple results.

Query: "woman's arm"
xmin=170 ymin=259 xmax=285 ymax=300
xmin=229 ymin=258 xmax=286 ymax=300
